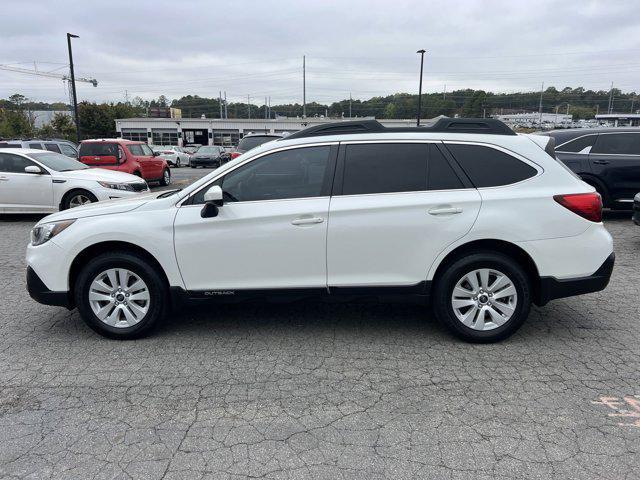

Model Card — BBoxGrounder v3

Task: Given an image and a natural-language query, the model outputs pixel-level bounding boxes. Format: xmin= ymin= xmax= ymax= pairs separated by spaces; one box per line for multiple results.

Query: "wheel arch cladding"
xmin=68 ymin=241 xmax=170 ymax=297
xmin=431 ymin=239 xmax=542 ymax=303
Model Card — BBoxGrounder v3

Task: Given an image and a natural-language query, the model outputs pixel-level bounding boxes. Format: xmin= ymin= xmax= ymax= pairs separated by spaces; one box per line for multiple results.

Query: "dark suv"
xmin=541 ymin=128 xmax=640 ymax=209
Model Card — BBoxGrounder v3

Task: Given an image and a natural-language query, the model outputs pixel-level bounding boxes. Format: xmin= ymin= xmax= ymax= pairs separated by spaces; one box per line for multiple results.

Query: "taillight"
xmin=553 ymin=192 xmax=602 ymax=222
xmin=230 ymin=152 xmax=241 ymax=159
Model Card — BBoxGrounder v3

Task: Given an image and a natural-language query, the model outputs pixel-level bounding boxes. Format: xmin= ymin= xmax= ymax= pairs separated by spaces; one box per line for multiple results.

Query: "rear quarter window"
xmin=445 ymin=143 xmax=537 ymax=188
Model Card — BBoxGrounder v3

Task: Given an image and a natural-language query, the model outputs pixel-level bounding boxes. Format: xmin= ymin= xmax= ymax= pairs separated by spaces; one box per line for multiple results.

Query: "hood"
xmin=55 ymin=168 xmax=143 ymax=183
xmin=37 ymin=191 xmax=162 ymax=224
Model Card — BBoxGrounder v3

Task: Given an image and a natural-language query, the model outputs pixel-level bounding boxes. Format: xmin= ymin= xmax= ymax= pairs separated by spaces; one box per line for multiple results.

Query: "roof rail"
xmin=283 ymin=117 xmax=516 ymax=140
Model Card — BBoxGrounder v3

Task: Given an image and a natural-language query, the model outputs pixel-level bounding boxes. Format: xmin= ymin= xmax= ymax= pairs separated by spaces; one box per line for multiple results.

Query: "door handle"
xmin=428 ymin=207 xmax=463 ymax=215
xmin=291 ymin=217 xmax=324 ymax=226
xmin=593 ymin=160 xmax=609 ymax=165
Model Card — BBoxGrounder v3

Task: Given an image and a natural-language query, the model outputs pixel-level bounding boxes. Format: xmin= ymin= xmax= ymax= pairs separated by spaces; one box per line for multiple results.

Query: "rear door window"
xmin=556 ymin=135 xmax=597 ymax=153
xmin=44 ymin=143 xmax=62 ymax=153
xmin=428 ymin=145 xmax=464 ymax=190
xmin=445 ymin=144 xmax=537 ymax=188
xmin=128 ymin=144 xmax=144 ymax=156
xmin=591 ymin=133 xmax=640 ymax=155
xmin=342 ymin=143 xmax=428 ymax=195
xmin=29 ymin=143 xmax=43 ymax=149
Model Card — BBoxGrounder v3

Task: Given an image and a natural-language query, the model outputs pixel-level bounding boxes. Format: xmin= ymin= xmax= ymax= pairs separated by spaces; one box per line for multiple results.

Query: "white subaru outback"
xmin=26 ymin=119 xmax=614 ymax=342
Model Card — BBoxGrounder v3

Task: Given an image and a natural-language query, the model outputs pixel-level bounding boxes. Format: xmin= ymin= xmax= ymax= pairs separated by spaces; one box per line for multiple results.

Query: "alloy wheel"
xmin=69 ymin=194 xmax=93 ymax=208
xmin=451 ymin=268 xmax=518 ymax=331
xmin=88 ymin=268 xmax=150 ymax=328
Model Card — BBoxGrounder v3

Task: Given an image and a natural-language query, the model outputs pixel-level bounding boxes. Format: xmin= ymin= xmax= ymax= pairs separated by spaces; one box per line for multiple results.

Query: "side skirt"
xmin=169 ymin=282 xmax=431 ymax=308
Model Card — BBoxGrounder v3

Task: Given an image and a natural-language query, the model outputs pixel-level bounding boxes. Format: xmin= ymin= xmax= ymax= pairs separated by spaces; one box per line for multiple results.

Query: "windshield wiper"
xmin=157 ymin=188 xmax=182 ymax=198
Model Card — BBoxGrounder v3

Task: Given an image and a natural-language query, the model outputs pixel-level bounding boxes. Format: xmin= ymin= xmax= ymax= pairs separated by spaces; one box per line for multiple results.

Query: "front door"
xmin=327 ymin=142 xmax=481 ymax=288
xmin=0 ymin=153 xmax=53 ymax=212
xmin=589 ymin=132 xmax=640 ymax=203
xmin=174 ymin=144 xmax=336 ymax=291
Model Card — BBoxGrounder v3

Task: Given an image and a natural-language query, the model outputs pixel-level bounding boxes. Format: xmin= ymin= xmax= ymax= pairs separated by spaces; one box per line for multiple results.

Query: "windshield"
xmin=27 ymin=151 xmax=89 ymax=171
xmin=238 ymin=135 xmax=280 ymax=151
xmin=196 ymin=146 xmax=219 ymax=154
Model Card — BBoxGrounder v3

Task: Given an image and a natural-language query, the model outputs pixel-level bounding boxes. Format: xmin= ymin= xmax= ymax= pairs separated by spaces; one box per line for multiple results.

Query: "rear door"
xmin=0 ymin=152 xmax=53 ymax=212
xmin=327 ymin=142 xmax=481 ymax=289
xmin=589 ymin=132 xmax=640 ymax=203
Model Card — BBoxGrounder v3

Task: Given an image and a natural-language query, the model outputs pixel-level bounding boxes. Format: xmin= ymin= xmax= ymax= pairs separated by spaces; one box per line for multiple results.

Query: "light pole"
xmin=416 ymin=49 xmax=426 ymax=126
xmin=67 ymin=33 xmax=81 ymax=143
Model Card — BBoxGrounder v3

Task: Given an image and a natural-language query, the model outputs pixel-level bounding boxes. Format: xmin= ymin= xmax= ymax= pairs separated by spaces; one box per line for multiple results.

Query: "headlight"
xmin=98 ymin=181 xmax=135 ymax=191
xmin=31 ymin=219 xmax=76 ymax=246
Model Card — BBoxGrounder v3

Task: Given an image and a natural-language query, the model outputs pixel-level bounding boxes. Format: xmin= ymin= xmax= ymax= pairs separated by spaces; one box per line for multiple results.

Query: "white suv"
xmin=26 ymin=119 xmax=614 ymax=342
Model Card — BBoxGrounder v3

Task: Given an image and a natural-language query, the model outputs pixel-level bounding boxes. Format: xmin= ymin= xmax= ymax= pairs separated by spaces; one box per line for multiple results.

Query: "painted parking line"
xmin=592 ymin=395 xmax=640 ymax=428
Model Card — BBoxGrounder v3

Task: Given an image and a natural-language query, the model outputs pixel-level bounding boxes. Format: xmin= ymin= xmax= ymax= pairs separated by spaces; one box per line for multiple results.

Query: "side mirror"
xmin=201 ymin=185 xmax=224 ymax=218
xmin=24 ymin=165 xmax=42 ymax=174
xmin=203 ymin=185 xmax=223 ymax=206
xmin=153 ymin=151 xmax=160 ymax=156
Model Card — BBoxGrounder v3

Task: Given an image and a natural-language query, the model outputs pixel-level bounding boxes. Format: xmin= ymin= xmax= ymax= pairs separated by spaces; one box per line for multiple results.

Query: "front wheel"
xmin=62 ymin=190 xmax=98 ymax=210
xmin=432 ymin=252 xmax=531 ymax=343
xmin=74 ymin=251 xmax=168 ymax=339
xmin=159 ymin=168 xmax=171 ymax=186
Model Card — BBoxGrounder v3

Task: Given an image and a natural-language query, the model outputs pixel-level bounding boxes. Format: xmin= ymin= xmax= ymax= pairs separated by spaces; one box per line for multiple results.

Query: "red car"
xmin=78 ymin=139 xmax=171 ymax=185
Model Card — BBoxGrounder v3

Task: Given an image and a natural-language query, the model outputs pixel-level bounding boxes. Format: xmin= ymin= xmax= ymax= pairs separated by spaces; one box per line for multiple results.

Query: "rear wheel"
xmin=433 ymin=252 xmax=531 ymax=342
xmin=159 ymin=168 xmax=171 ymax=186
xmin=61 ymin=190 xmax=98 ymax=210
xmin=74 ymin=251 xmax=168 ymax=339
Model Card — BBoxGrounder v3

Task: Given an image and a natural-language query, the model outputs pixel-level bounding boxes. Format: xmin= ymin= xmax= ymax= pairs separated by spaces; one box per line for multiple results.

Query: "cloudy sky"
xmin=1 ymin=0 xmax=639 ymax=107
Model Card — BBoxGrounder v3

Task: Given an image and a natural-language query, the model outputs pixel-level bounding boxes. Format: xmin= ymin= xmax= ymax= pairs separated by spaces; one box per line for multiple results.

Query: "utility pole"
xmin=631 ymin=96 xmax=635 ymax=114
xmin=566 ymin=103 xmax=570 ymax=115
xmin=67 ymin=33 xmax=81 ymax=142
xmin=247 ymin=95 xmax=251 ymax=119
xmin=268 ymin=96 xmax=271 ymax=119
xmin=416 ymin=49 xmax=426 ymax=126
xmin=443 ymin=84 xmax=446 ymax=100
xmin=302 ymin=55 xmax=306 ymax=118
xmin=607 ymin=82 xmax=614 ymax=114
xmin=265 ymin=97 xmax=268 ymax=119
xmin=538 ymin=82 xmax=544 ymax=125
xmin=219 ymin=91 xmax=223 ymax=118
xmin=555 ymin=105 xmax=559 ymax=123
xmin=349 ymin=92 xmax=352 ymax=118
xmin=224 ymin=91 xmax=228 ymax=119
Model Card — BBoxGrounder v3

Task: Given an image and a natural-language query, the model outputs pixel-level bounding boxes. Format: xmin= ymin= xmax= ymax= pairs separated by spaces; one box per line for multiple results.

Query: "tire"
xmin=133 ymin=171 xmax=142 ymax=178
xmin=432 ymin=251 xmax=532 ymax=343
xmin=61 ymin=189 xmax=98 ymax=210
xmin=159 ymin=168 xmax=171 ymax=186
xmin=74 ymin=251 xmax=168 ymax=339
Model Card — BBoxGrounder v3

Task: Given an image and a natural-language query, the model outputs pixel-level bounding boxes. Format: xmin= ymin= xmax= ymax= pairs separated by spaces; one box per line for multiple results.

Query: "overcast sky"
xmin=1 ymin=0 xmax=639 ymax=107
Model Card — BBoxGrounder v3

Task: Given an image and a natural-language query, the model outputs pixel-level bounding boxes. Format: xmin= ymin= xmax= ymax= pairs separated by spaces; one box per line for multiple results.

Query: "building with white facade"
xmin=494 ymin=112 xmax=573 ymax=127
xmin=115 ymin=117 xmax=427 ymax=147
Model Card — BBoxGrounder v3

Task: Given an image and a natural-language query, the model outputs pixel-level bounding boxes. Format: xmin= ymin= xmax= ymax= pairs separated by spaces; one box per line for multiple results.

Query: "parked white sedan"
xmin=151 ymin=146 xmax=190 ymax=167
xmin=0 ymin=149 xmax=149 ymax=213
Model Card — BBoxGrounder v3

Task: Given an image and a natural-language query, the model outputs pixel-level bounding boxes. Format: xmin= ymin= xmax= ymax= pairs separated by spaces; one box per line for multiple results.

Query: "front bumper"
xmin=537 ymin=253 xmax=615 ymax=306
xmin=94 ymin=186 xmax=147 ymax=202
xmin=190 ymin=158 xmax=220 ymax=167
xmin=26 ymin=266 xmax=73 ymax=309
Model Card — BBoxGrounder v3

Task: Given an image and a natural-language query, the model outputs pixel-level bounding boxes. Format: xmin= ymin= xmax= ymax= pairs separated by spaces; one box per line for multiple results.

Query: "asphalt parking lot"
xmin=1 ymin=178 xmax=639 ymax=478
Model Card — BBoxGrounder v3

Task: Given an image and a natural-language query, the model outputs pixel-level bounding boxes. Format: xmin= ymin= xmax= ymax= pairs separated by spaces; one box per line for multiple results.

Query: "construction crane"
xmin=0 ymin=62 xmax=98 ymax=114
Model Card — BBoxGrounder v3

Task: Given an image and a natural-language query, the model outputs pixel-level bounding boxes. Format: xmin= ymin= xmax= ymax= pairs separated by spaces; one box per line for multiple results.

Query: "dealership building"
xmin=115 ymin=117 xmax=425 ymax=148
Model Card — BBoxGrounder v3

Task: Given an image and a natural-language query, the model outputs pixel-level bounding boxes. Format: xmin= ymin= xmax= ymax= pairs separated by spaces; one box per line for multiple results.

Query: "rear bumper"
xmin=26 ymin=267 xmax=73 ymax=309
xmin=537 ymin=252 xmax=614 ymax=306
